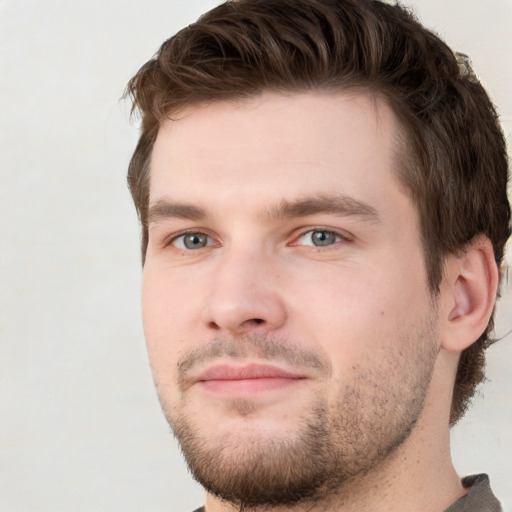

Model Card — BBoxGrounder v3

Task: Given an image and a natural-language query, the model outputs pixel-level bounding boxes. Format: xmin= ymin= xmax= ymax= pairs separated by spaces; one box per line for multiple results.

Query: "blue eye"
xmin=172 ymin=232 xmax=211 ymax=250
xmin=297 ymin=230 xmax=342 ymax=247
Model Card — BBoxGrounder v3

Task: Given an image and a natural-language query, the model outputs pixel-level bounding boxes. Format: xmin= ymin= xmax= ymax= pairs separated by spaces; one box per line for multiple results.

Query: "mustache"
xmin=177 ymin=334 xmax=332 ymax=388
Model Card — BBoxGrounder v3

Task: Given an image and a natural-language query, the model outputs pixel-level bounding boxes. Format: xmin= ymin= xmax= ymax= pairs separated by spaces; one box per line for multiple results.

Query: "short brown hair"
xmin=125 ymin=0 xmax=511 ymax=425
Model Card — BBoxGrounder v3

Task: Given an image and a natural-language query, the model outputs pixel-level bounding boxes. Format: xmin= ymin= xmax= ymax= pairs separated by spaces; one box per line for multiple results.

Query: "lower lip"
xmin=199 ymin=377 xmax=303 ymax=395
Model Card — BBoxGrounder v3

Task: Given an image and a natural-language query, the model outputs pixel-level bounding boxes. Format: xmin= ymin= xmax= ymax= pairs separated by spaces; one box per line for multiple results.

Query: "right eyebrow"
xmin=147 ymin=200 xmax=206 ymax=225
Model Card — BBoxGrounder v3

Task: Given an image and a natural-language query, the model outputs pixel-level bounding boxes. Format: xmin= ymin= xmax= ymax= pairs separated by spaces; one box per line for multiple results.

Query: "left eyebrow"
xmin=266 ymin=194 xmax=380 ymax=223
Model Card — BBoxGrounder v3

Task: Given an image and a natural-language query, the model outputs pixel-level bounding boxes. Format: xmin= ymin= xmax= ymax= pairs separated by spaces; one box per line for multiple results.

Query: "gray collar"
xmin=444 ymin=474 xmax=502 ymax=512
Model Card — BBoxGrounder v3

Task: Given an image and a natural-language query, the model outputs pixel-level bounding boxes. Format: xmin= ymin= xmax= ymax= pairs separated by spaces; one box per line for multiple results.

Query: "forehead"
xmin=149 ymin=91 xmax=406 ymax=212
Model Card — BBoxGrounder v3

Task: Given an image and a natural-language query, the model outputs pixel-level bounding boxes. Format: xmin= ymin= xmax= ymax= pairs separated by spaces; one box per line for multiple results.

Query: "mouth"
xmin=193 ymin=363 xmax=307 ymax=395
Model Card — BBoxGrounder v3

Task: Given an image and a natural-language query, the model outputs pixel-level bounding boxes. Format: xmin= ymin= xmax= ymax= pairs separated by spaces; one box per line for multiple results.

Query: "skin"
xmin=142 ymin=92 xmax=497 ymax=511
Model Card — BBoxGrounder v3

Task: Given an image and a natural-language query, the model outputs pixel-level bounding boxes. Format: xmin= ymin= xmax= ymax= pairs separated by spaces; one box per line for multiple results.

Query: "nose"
xmin=201 ymin=247 xmax=287 ymax=335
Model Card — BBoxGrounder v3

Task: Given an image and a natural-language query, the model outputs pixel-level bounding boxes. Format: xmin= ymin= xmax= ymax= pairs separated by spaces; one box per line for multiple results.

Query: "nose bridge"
xmin=203 ymin=240 xmax=286 ymax=333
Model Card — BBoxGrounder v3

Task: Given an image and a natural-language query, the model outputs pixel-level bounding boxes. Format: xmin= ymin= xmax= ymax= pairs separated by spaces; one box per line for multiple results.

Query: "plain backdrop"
xmin=1 ymin=1 xmax=511 ymax=511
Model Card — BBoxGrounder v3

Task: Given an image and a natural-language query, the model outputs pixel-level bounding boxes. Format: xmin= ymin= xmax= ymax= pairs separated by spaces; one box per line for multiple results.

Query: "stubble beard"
xmin=159 ymin=319 xmax=439 ymax=509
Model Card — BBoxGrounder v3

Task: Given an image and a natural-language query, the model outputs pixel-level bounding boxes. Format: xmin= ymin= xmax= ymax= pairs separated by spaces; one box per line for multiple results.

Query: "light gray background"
xmin=1 ymin=1 xmax=511 ymax=511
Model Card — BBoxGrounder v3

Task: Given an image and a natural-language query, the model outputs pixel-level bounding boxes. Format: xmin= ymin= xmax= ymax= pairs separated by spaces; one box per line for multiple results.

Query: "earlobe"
xmin=440 ymin=236 xmax=499 ymax=353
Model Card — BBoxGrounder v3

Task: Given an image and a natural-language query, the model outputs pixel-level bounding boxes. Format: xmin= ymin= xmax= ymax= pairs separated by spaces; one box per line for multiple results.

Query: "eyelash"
xmin=291 ymin=228 xmax=349 ymax=247
xmin=165 ymin=227 xmax=350 ymax=252
xmin=166 ymin=230 xmax=217 ymax=250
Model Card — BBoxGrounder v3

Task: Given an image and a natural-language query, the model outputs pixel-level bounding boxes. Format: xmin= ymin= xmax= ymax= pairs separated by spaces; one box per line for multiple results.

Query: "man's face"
xmin=142 ymin=92 xmax=440 ymax=507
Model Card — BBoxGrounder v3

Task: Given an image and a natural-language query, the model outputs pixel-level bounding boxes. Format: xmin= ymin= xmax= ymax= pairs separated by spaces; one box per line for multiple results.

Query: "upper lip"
xmin=194 ymin=363 xmax=306 ymax=383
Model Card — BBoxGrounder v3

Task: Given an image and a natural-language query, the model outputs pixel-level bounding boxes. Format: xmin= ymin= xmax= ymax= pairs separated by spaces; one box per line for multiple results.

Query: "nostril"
xmin=253 ymin=318 xmax=264 ymax=325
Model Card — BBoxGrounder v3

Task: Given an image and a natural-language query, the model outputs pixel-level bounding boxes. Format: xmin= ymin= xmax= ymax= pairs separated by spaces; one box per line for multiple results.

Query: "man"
xmin=125 ymin=0 xmax=511 ymax=510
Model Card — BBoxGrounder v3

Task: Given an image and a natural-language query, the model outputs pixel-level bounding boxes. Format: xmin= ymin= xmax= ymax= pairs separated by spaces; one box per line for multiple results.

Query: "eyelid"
xmin=164 ymin=228 xmax=219 ymax=249
xmin=158 ymin=226 xmax=352 ymax=250
xmin=289 ymin=227 xmax=353 ymax=247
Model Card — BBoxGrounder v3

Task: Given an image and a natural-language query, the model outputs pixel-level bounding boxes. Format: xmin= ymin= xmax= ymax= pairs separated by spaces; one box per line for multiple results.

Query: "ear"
xmin=439 ymin=236 xmax=499 ymax=353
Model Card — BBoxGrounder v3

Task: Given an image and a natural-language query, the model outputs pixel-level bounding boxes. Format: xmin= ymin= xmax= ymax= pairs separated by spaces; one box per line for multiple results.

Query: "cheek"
xmin=141 ymin=266 xmax=192 ymax=377
xmin=287 ymin=260 xmax=430 ymax=369
xmin=142 ymin=264 xmax=196 ymax=331
xmin=141 ymin=268 xmax=167 ymax=342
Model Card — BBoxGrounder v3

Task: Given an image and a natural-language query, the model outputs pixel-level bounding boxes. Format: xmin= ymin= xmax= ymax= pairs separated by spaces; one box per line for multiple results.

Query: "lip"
xmin=194 ymin=363 xmax=307 ymax=395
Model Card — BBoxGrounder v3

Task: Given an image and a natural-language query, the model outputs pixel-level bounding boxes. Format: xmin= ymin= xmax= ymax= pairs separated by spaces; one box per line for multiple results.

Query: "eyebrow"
xmin=148 ymin=201 xmax=206 ymax=224
xmin=147 ymin=194 xmax=380 ymax=225
xmin=267 ymin=194 xmax=380 ymax=222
